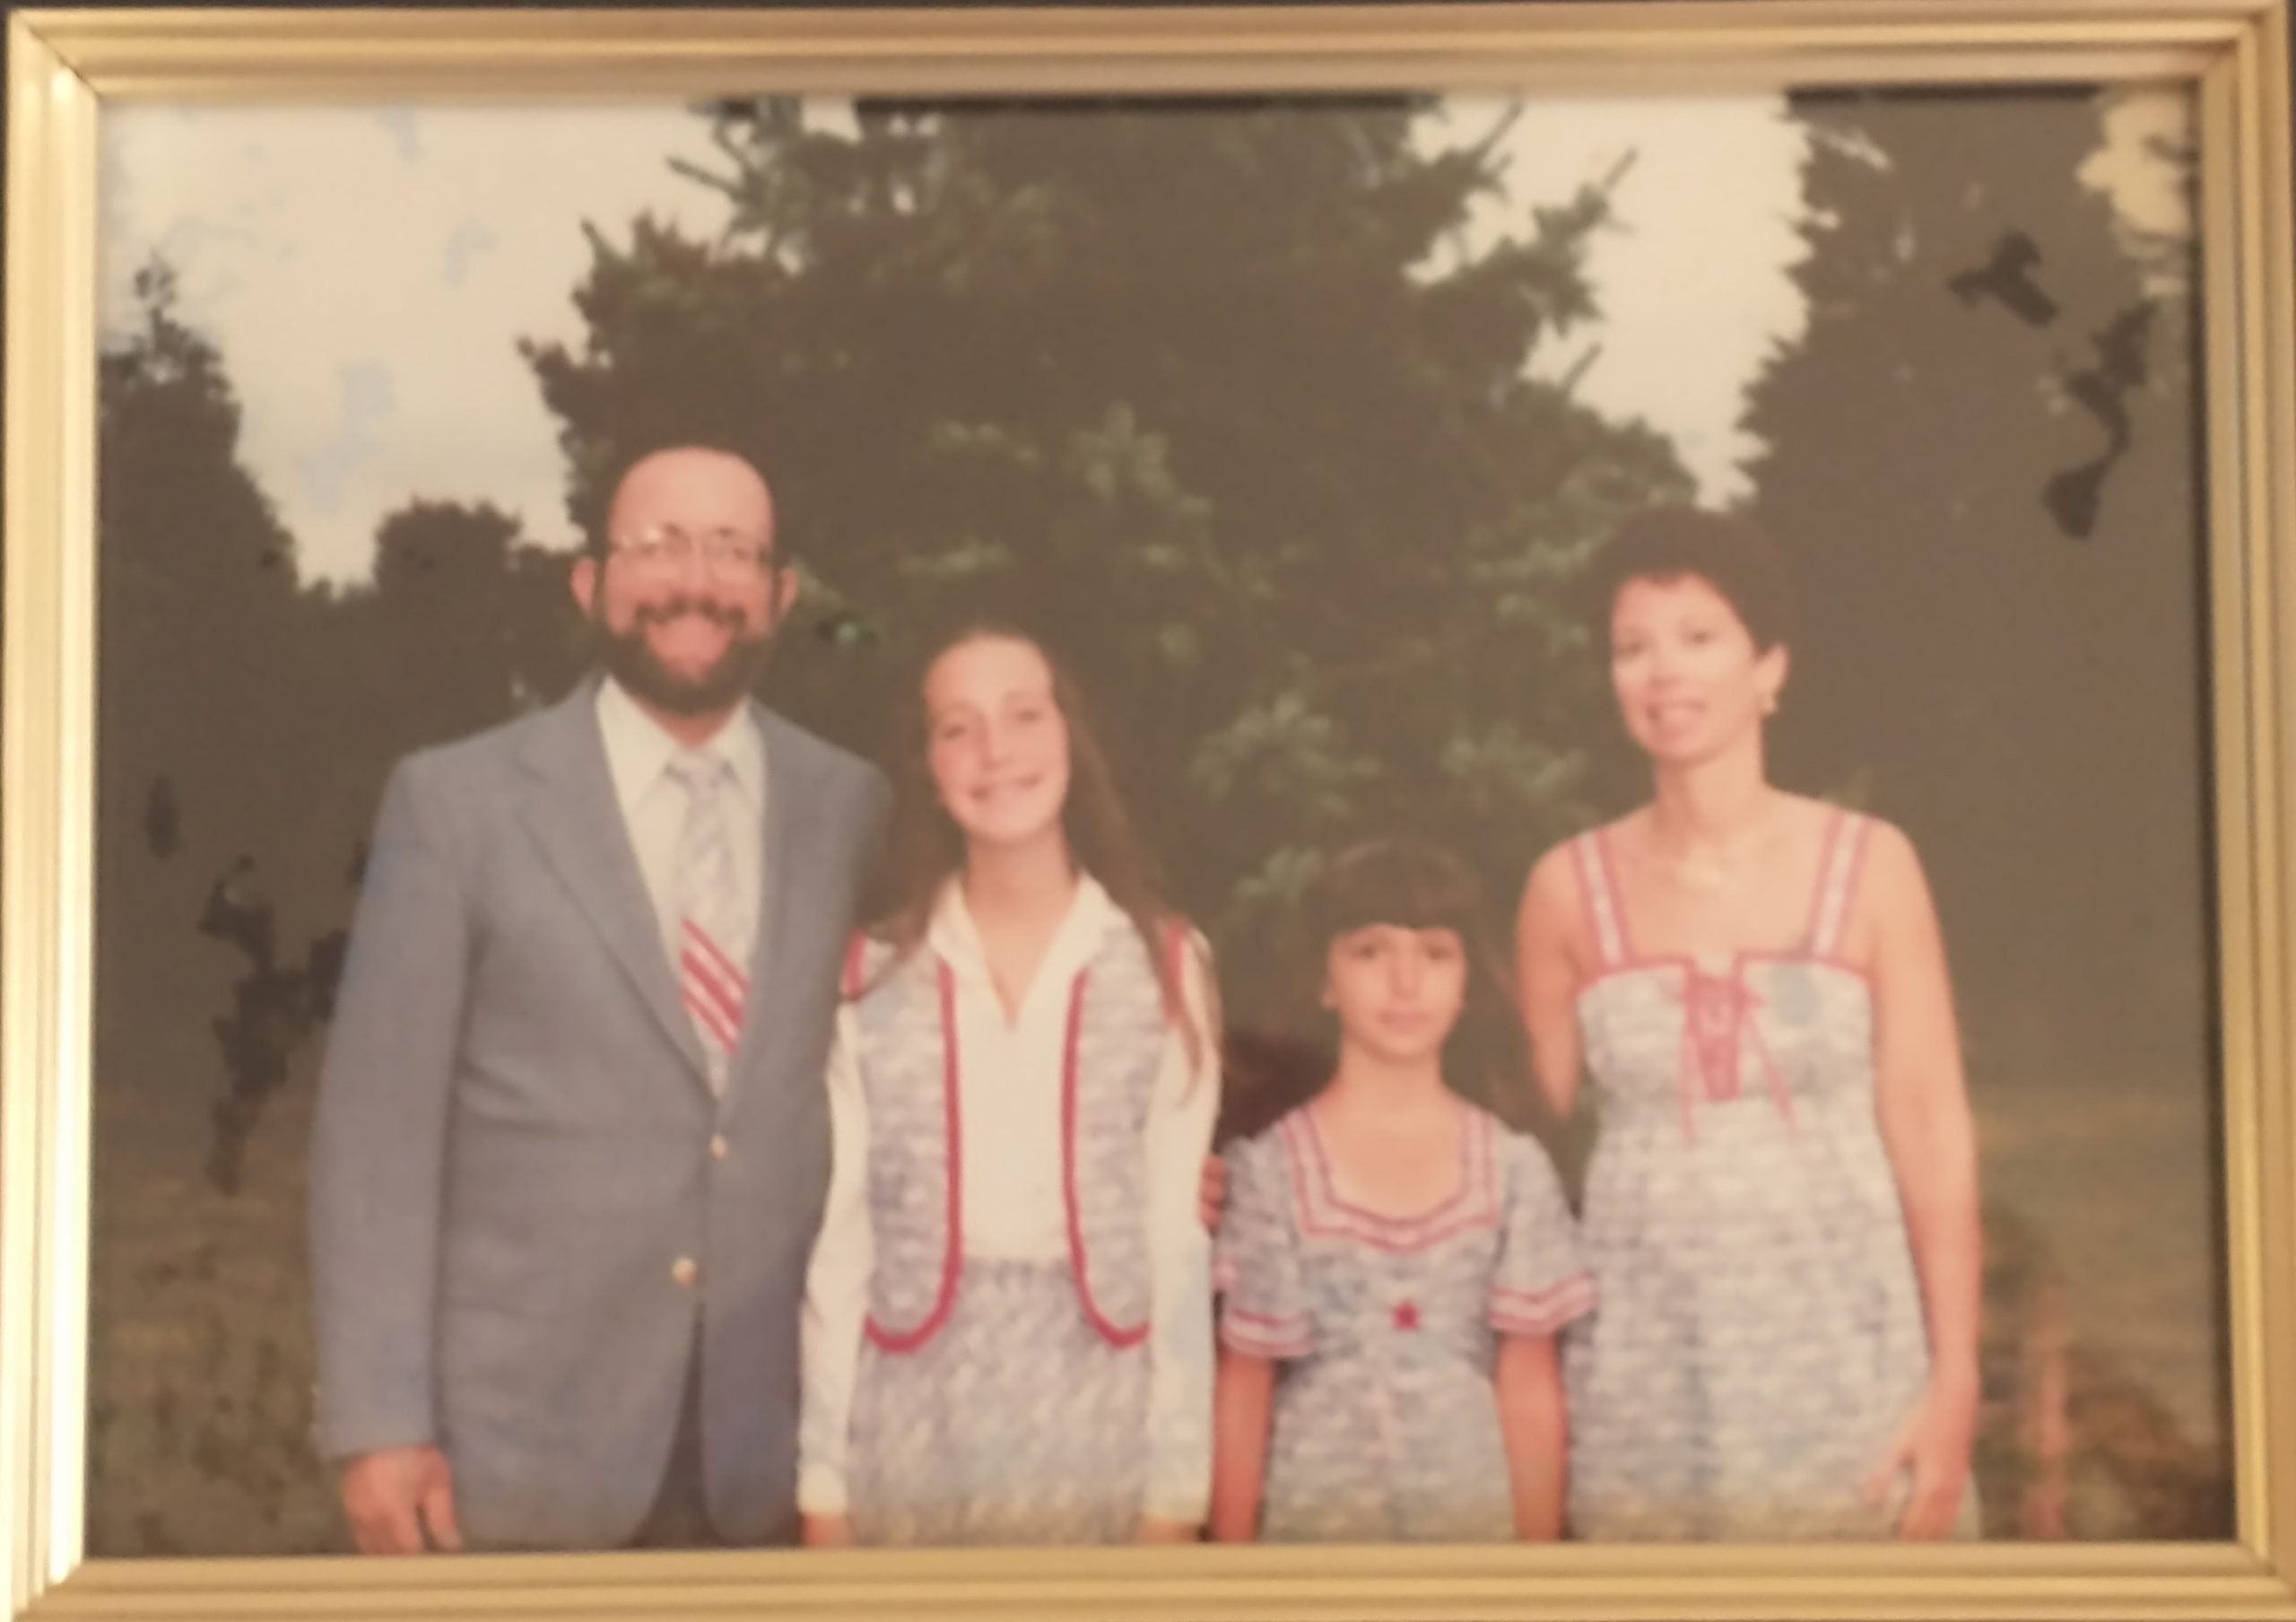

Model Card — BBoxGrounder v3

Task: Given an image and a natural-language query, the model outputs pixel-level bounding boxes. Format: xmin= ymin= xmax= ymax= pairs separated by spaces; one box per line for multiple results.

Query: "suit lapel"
xmin=517 ymin=683 xmax=710 ymax=1084
xmin=727 ymin=704 xmax=830 ymax=1101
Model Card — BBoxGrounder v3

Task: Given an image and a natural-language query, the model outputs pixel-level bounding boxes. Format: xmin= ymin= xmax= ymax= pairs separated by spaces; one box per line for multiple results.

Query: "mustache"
xmin=631 ymin=598 xmax=751 ymax=630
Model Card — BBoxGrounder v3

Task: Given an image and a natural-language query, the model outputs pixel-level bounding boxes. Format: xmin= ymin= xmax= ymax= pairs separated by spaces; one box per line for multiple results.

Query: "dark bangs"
xmin=1316 ymin=837 xmax=1491 ymax=943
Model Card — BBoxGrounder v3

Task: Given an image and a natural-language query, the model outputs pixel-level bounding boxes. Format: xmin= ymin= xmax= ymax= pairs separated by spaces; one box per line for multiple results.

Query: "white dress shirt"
xmin=799 ymin=874 xmax=1222 ymax=1523
xmin=593 ymin=676 xmax=767 ymax=969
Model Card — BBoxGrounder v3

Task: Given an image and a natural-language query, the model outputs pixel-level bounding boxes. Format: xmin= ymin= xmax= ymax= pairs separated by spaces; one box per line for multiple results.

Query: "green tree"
xmin=94 ymin=260 xmax=329 ymax=1164
xmin=343 ymin=497 xmax=589 ymax=741
xmin=525 ymin=97 xmax=1690 ymax=1037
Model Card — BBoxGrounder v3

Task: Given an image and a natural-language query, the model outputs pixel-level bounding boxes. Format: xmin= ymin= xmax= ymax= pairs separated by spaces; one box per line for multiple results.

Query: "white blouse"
xmin=798 ymin=874 xmax=1221 ymax=1524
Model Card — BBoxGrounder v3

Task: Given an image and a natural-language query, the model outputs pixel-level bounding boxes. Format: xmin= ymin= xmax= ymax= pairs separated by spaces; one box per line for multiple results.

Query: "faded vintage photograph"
xmin=86 ymin=83 xmax=2221 ymax=1557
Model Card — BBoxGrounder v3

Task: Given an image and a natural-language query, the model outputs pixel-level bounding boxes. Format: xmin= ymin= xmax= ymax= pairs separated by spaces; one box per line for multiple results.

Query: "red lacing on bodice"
xmin=1667 ymin=964 xmax=1796 ymax=1143
xmin=1574 ymin=811 xmax=1864 ymax=1146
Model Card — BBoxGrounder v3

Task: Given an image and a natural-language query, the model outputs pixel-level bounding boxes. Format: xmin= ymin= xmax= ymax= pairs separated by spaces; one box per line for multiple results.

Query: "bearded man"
xmin=309 ymin=446 xmax=889 ymax=1554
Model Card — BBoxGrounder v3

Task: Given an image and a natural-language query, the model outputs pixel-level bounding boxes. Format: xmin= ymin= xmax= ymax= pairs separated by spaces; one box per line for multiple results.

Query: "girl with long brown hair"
xmin=797 ymin=623 xmax=1220 ymax=1547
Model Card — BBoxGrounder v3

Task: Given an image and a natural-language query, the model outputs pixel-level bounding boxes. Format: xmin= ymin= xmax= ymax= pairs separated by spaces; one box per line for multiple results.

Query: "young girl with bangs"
xmin=1209 ymin=836 xmax=1589 ymax=1544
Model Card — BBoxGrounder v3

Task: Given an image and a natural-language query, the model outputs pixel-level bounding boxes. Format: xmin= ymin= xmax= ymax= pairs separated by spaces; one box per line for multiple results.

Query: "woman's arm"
xmin=1494 ymin=1334 xmax=1569 ymax=1540
xmin=1140 ymin=932 xmax=1222 ymax=1540
xmin=1862 ymin=821 xmax=1983 ymax=1538
xmin=797 ymin=1009 xmax=874 ymax=1547
xmin=1516 ymin=845 xmax=1587 ymax=1123
xmin=1208 ymin=1347 xmax=1277 ymax=1541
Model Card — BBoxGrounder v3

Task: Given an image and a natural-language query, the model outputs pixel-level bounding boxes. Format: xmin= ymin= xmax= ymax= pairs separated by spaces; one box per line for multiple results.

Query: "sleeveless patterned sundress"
xmin=1562 ymin=809 xmax=1975 ymax=1540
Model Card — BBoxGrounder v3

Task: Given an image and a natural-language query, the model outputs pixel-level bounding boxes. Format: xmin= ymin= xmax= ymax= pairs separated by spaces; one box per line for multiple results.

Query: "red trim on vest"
xmin=863 ymin=959 xmax=966 ymax=1353
xmin=1062 ymin=965 xmax=1151 ymax=1349
xmin=870 ymin=929 xmax=1173 ymax=1356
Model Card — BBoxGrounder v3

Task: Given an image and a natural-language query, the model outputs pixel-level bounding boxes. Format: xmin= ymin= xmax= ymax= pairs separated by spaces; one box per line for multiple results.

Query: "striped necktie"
xmin=668 ymin=748 xmax=752 ymax=1092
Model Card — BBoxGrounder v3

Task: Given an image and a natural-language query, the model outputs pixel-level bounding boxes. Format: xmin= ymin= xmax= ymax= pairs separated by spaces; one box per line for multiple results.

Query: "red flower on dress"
xmin=1392 ymin=1300 xmax=1420 ymax=1331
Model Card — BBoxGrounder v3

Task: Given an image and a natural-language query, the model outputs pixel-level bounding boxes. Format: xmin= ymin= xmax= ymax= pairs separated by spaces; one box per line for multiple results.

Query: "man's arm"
xmin=309 ymin=758 xmax=473 ymax=1548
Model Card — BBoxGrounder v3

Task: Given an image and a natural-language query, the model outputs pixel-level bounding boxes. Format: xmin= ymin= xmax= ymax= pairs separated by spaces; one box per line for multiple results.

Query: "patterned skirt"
xmin=849 ymin=1258 xmax=1150 ymax=1547
xmin=1263 ymin=1352 xmax=1516 ymax=1543
xmin=1562 ymin=1104 xmax=1981 ymax=1542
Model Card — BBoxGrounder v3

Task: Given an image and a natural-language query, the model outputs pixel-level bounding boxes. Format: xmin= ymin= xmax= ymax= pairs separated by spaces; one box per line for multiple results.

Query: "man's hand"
xmin=340 ymin=1444 xmax=463 ymax=1555
xmin=1198 ymin=1154 xmax=1228 ymax=1234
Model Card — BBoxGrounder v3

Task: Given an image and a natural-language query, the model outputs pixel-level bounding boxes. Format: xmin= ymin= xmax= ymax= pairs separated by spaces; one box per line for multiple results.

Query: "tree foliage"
xmin=523 ymin=97 xmax=1692 ymax=1035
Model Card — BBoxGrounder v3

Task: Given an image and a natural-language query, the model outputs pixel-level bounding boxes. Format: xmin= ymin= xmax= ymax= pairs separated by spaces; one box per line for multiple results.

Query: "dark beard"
xmin=595 ymin=598 xmax=774 ymax=717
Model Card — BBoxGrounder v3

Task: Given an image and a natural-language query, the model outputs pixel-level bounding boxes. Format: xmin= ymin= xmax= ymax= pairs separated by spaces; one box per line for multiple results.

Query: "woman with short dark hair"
xmin=1517 ymin=505 xmax=1982 ymax=1541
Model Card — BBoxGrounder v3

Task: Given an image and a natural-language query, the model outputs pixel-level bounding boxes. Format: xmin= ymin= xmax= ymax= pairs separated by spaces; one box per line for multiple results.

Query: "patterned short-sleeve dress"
xmin=1217 ymin=1103 xmax=1594 ymax=1542
xmin=1563 ymin=809 xmax=1977 ymax=1540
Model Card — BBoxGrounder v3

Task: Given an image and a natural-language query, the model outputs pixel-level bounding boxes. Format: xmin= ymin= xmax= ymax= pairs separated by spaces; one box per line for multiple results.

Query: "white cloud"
xmin=101 ymin=104 xmax=736 ymax=581
xmin=1423 ymin=96 xmax=1811 ymax=505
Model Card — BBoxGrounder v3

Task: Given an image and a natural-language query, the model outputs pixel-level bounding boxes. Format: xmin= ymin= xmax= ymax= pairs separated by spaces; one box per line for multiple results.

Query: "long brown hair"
xmin=865 ymin=621 xmax=1211 ymax=1071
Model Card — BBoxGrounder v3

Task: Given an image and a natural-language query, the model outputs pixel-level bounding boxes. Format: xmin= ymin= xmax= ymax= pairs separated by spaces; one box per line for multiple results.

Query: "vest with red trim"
xmin=841 ymin=914 xmax=1184 ymax=1354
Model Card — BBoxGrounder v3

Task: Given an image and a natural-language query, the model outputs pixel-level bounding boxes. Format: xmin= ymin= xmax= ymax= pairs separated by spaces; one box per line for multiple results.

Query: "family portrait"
xmin=78 ymin=77 xmax=2223 ymax=1563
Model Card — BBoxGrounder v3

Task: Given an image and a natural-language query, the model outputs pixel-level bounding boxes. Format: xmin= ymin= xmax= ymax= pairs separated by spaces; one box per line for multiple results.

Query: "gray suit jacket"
xmin=309 ymin=678 xmax=889 ymax=1550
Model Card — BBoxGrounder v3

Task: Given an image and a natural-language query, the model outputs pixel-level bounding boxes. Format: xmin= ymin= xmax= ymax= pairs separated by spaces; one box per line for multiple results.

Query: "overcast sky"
xmin=105 ymin=92 xmax=2120 ymax=588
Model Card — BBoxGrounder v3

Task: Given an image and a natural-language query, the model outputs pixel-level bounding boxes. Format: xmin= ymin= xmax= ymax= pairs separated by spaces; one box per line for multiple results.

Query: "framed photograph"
xmin=7 ymin=2 xmax=2294 ymax=1618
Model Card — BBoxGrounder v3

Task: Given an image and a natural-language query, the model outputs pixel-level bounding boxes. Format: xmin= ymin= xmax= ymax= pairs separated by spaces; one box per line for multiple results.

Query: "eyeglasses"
xmin=606 ymin=524 xmax=777 ymax=578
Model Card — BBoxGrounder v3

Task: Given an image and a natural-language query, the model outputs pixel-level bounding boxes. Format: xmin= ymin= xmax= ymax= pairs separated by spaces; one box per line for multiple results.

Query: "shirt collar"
xmin=594 ymin=675 xmax=767 ymax=816
xmin=927 ymin=868 xmax=1120 ymax=986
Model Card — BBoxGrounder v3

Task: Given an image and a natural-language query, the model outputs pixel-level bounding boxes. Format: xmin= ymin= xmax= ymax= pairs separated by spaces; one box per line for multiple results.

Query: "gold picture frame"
xmin=6 ymin=2 xmax=2294 ymax=1617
